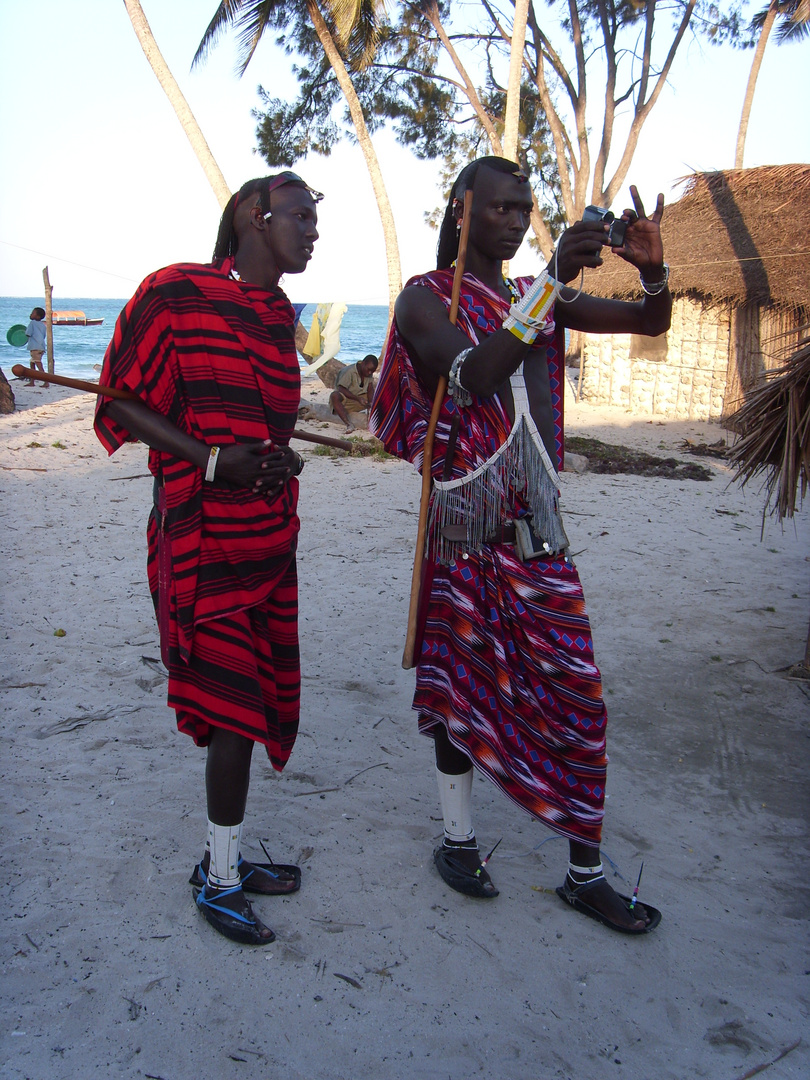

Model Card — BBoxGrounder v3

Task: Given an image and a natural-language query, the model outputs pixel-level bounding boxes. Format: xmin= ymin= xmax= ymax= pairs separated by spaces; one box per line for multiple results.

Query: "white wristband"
xmin=205 ymin=445 xmax=220 ymax=483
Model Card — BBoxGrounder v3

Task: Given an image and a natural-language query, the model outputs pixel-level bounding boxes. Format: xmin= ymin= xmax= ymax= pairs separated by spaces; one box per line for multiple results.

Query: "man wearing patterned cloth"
xmin=371 ymin=157 xmax=671 ymax=933
xmin=94 ymin=173 xmax=321 ymax=945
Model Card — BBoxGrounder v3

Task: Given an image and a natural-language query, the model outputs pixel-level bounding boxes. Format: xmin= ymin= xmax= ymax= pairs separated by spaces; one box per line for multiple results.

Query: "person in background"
xmin=25 ymin=307 xmax=47 ymax=386
xmin=330 ymin=354 xmax=378 ymax=433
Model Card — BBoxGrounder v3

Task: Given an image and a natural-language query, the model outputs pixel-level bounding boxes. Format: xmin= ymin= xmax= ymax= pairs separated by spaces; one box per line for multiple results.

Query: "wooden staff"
xmin=402 ymin=188 xmax=474 ymax=670
xmin=11 ymin=365 xmax=353 ymax=450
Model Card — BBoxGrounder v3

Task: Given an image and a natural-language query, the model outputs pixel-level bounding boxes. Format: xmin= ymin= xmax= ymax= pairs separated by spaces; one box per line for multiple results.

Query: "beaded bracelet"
xmin=502 ymin=271 xmax=560 ymax=342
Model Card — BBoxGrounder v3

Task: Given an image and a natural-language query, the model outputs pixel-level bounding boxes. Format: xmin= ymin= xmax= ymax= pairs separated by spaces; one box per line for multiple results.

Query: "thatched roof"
xmin=583 ymin=165 xmax=810 ymax=312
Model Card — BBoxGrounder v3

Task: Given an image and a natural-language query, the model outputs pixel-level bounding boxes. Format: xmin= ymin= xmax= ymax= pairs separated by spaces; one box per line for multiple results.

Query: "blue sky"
xmin=0 ymin=0 xmax=807 ymax=303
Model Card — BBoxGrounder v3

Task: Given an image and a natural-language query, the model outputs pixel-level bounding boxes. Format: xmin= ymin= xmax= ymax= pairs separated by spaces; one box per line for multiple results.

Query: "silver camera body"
xmin=582 ymin=205 xmax=627 ymax=248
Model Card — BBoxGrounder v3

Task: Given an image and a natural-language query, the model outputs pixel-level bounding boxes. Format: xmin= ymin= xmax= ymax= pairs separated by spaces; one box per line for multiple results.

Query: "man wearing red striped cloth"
xmin=94 ymin=173 xmax=321 ymax=945
xmin=371 ymin=157 xmax=671 ymax=933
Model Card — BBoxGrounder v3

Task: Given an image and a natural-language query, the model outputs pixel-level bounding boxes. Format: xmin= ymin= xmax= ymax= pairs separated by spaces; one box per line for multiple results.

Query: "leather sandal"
xmin=195 ymin=882 xmax=275 ymax=945
xmin=433 ymin=843 xmax=499 ymax=899
xmin=189 ymin=855 xmax=301 ymax=896
xmin=555 ymin=875 xmax=662 ymax=934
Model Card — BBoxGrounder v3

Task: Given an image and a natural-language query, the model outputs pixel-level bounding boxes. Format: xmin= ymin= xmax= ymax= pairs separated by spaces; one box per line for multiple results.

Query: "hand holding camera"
xmin=552 ymin=185 xmax=666 ymax=287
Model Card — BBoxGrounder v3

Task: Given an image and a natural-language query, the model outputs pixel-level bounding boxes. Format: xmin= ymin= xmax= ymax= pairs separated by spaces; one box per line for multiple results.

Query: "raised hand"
xmin=612 ymin=186 xmax=665 ymax=279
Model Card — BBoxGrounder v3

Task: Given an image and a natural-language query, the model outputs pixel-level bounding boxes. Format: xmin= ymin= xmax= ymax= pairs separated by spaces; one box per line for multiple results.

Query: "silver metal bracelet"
xmin=448 ymin=348 xmax=473 ymax=406
xmin=639 ymin=263 xmax=669 ymax=296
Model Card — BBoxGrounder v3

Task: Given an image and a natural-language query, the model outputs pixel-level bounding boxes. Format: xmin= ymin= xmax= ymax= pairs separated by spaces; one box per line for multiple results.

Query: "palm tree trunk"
xmin=735 ymin=3 xmax=778 ymax=169
xmin=306 ymin=1 xmax=402 ymax=318
xmin=123 ymin=0 xmax=231 ymax=209
xmin=503 ymin=0 xmax=529 ymax=162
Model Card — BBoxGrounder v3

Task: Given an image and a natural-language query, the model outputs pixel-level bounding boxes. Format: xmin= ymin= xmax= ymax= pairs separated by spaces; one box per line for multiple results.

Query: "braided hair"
xmin=436 ymin=156 xmax=526 ymax=270
xmin=212 ymin=174 xmax=319 ymax=259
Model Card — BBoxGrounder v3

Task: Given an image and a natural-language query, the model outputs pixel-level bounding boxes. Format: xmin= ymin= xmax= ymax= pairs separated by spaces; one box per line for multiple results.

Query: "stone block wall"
xmin=579 ymin=298 xmax=731 ymax=419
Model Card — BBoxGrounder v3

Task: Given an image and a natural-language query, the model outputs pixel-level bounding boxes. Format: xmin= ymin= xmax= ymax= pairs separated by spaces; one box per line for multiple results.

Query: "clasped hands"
xmin=213 ymin=440 xmax=300 ymax=495
xmin=553 ymin=185 xmax=665 ymax=284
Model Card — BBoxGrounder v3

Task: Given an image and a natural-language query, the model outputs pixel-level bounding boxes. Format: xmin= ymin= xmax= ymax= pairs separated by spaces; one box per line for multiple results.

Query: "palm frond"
xmin=193 ymin=0 xmax=287 ymax=76
xmin=192 ymin=0 xmax=242 ymax=69
xmin=776 ymin=0 xmax=810 ymax=43
xmin=233 ymin=0 xmax=286 ymax=74
xmin=749 ymin=0 xmax=810 ymax=39
xmin=728 ymin=340 xmax=810 ymax=521
xmin=333 ymin=0 xmax=383 ymax=71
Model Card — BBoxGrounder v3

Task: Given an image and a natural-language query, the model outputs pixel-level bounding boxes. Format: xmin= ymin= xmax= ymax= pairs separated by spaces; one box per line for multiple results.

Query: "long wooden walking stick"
xmin=11 ymin=365 xmax=353 ymax=450
xmin=401 ymin=189 xmax=474 ymax=670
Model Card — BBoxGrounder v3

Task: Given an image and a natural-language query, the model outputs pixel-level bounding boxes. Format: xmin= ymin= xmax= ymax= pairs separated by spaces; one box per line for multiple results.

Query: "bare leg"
xmin=199 ymin=726 xmax=296 ymax=892
xmin=434 ymin=724 xmax=471 ymax=775
xmin=329 ymin=390 xmax=354 ymax=433
xmin=28 ymin=352 xmax=46 ymax=386
xmin=205 ymin=726 xmax=254 ymax=825
xmin=197 ymin=727 xmax=274 ymax=941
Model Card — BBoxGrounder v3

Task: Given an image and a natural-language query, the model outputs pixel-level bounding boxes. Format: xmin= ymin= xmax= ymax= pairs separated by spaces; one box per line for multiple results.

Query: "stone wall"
xmin=579 ymin=298 xmax=731 ymax=419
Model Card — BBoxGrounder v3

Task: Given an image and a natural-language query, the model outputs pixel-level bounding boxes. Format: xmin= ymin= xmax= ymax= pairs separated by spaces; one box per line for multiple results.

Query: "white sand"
xmin=1 ymin=376 xmax=808 ymax=1080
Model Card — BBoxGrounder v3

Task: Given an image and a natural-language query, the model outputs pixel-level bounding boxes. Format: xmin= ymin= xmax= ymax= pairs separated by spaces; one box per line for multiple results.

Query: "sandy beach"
xmin=1 ymin=375 xmax=807 ymax=1080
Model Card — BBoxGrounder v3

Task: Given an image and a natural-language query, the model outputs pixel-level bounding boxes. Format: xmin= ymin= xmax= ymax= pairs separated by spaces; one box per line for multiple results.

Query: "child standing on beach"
xmin=25 ymin=308 xmax=47 ymax=387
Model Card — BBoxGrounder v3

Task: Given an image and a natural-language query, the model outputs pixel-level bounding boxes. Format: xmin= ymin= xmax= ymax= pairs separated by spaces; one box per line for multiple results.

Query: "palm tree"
xmin=735 ymin=0 xmax=809 ymax=168
xmin=123 ymin=0 xmax=231 ymax=209
xmin=194 ymin=0 xmax=402 ymax=315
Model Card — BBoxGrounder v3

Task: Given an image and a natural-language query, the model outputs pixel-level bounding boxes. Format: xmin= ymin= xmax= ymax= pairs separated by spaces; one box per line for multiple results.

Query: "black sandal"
xmin=189 ymin=856 xmax=301 ymax=896
xmin=195 ymin=882 xmax=276 ymax=945
xmin=556 ymin=875 xmax=662 ymax=934
xmin=433 ymin=843 xmax=499 ymax=899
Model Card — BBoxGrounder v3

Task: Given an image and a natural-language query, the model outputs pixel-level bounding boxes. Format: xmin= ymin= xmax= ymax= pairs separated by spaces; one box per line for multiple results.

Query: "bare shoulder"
xmin=395 ymin=284 xmax=448 ymax=338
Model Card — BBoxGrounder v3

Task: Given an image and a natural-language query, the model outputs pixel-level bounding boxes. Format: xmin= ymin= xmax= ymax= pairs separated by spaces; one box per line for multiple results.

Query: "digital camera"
xmin=582 ymin=205 xmax=627 ymax=248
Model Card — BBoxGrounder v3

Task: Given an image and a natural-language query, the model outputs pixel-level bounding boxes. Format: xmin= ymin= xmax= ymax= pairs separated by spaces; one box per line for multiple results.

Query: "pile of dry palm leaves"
xmin=728 ymin=338 xmax=810 ymax=676
xmin=728 ymin=341 xmax=810 ymax=522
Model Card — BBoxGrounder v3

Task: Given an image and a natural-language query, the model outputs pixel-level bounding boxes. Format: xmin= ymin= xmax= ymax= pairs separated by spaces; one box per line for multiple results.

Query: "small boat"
xmin=50 ymin=310 xmax=104 ymax=326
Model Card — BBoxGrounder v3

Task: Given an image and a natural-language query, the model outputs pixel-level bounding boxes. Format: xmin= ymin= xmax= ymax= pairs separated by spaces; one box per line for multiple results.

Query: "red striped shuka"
xmin=94 ymin=259 xmax=301 ymax=771
xmin=371 ymin=270 xmax=608 ymax=845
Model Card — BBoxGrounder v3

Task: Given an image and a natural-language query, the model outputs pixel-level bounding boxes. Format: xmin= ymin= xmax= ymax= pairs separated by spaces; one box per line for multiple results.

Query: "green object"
xmin=6 ymin=324 xmax=28 ymax=348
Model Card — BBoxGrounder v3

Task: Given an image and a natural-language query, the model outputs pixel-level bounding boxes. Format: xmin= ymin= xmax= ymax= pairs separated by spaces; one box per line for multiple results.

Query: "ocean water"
xmin=0 ymin=296 xmax=389 ymax=382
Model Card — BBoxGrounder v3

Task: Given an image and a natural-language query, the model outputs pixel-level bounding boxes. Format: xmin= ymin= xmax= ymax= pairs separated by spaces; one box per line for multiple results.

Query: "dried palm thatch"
xmin=728 ymin=337 xmax=810 ymax=674
xmin=728 ymin=340 xmax=810 ymax=521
